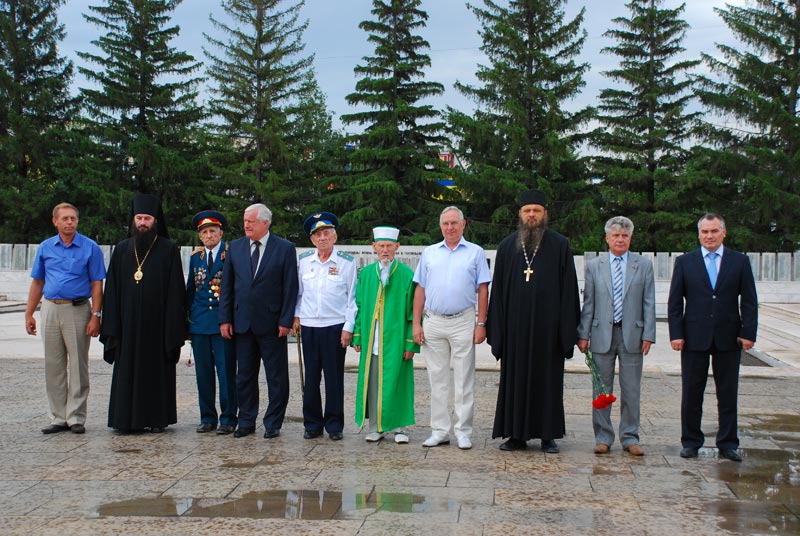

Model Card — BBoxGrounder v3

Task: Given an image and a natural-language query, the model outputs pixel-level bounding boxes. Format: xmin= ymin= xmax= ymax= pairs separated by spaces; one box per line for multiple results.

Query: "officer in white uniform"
xmin=293 ymin=212 xmax=357 ymax=440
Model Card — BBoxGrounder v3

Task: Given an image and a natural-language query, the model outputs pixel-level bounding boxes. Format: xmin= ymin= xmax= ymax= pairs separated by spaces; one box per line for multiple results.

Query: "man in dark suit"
xmin=578 ymin=216 xmax=655 ymax=457
xmin=668 ymin=213 xmax=757 ymax=462
xmin=186 ymin=210 xmax=236 ymax=435
xmin=219 ymin=203 xmax=298 ymax=439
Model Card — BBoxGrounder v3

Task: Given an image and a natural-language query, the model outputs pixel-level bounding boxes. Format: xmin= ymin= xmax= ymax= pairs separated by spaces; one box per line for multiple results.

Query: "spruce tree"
xmin=326 ymin=0 xmax=448 ymax=244
xmin=591 ymin=0 xmax=701 ymax=251
xmin=695 ymin=0 xmax=800 ymax=251
xmin=204 ymin=0 xmax=317 ymax=239
xmin=0 ymin=0 xmax=75 ymax=242
xmin=77 ymin=0 xmax=206 ymax=243
xmin=448 ymin=0 xmax=595 ymax=248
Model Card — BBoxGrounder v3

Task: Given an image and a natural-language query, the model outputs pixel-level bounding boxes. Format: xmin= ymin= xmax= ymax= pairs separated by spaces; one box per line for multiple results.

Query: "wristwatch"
xmin=91 ymin=311 xmax=102 ymax=318
xmin=476 ymin=322 xmax=486 ymax=327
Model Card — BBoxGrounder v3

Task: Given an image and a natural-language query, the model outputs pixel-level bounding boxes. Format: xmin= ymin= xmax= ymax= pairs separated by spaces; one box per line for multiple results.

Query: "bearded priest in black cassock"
xmin=487 ymin=189 xmax=580 ymax=454
xmin=100 ymin=194 xmax=186 ymax=433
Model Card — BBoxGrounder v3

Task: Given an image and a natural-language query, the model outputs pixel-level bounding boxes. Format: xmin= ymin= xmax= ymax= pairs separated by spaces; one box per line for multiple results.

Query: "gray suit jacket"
xmin=578 ymin=252 xmax=656 ymax=354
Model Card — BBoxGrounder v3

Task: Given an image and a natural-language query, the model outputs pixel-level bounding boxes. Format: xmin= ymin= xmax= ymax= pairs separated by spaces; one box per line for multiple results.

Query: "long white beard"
xmin=379 ymin=259 xmax=392 ymax=269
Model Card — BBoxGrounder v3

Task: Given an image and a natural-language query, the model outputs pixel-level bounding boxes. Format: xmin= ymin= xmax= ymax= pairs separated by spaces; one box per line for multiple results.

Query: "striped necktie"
xmin=612 ymin=256 xmax=623 ymax=323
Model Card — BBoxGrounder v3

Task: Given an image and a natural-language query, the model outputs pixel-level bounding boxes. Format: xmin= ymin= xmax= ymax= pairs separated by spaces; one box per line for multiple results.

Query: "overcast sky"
xmin=57 ymin=0 xmax=744 ymax=132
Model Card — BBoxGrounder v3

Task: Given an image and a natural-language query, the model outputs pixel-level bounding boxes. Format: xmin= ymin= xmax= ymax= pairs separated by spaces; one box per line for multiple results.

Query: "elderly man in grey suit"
xmin=578 ymin=216 xmax=655 ymax=456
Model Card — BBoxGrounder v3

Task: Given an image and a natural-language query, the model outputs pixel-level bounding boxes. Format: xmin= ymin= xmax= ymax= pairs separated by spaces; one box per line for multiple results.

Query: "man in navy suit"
xmin=186 ymin=210 xmax=236 ymax=435
xmin=668 ymin=213 xmax=757 ymax=462
xmin=219 ymin=203 xmax=298 ymax=439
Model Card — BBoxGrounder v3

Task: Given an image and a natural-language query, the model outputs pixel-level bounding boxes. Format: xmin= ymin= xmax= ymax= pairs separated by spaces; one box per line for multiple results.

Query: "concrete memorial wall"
xmin=1 ymin=244 xmax=798 ymax=312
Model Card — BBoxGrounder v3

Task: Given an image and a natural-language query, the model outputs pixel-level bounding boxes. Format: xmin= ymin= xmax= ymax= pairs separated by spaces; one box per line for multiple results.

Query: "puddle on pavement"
xmin=95 ymin=497 xmax=194 ymax=517
xmin=712 ymin=499 xmax=800 ymax=534
xmin=743 ymin=413 xmax=800 ymax=438
xmin=94 ymin=489 xmax=462 ymax=519
xmin=568 ymin=465 xmax=633 ymax=477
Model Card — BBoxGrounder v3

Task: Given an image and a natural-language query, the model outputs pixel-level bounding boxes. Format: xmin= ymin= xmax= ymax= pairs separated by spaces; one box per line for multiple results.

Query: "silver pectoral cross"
xmin=524 ymin=266 xmax=533 ymax=282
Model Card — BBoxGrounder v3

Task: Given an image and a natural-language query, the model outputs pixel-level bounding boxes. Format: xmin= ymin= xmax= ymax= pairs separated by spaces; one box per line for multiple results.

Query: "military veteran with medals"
xmin=353 ymin=226 xmax=419 ymax=444
xmin=186 ymin=210 xmax=237 ymax=435
xmin=293 ymin=212 xmax=357 ymax=441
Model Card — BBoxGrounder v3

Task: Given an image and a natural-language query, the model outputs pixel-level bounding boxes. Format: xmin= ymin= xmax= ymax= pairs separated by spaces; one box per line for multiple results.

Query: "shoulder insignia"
xmin=191 ymin=247 xmax=204 ymax=256
xmin=337 ymin=250 xmax=354 ymax=262
xmin=299 ymin=250 xmax=314 ymax=260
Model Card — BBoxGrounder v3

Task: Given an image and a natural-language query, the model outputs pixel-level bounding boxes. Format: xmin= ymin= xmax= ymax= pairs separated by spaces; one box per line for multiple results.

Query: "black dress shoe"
xmin=329 ymin=432 xmax=343 ymax=441
xmin=541 ymin=439 xmax=560 ymax=453
xmin=303 ymin=429 xmax=323 ymax=439
xmin=150 ymin=427 xmax=165 ymax=433
xmin=719 ymin=448 xmax=742 ymax=462
xmin=264 ymin=429 xmax=280 ymax=439
xmin=196 ymin=423 xmax=215 ymax=433
xmin=234 ymin=427 xmax=255 ymax=438
xmin=70 ymin=424 xmax=86 ymax=434
xmin=499 ymin=438 xmax=527 ymax=451
xmin=680 ymin=447 xmax=699 ymax=458
xmin=217 ymin=424 xmax=235 ymax=435
xmin=42 ymin=424 xmax=70 ymax=434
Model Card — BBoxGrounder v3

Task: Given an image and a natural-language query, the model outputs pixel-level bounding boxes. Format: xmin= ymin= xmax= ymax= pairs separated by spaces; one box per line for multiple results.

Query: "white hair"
xmin=245 ymin=203 xmax=272 ymax=223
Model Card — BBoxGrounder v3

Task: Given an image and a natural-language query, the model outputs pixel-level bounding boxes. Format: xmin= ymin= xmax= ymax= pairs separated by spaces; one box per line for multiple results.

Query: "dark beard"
xmin=517 ymin=220 xmax=546 ymax=254
xmin=132 ymin=225 xmax=158 ymax=253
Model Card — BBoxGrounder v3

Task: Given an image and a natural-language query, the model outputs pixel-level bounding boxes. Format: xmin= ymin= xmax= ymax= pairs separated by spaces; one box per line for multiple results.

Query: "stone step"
xmin=760 ymin=303 xmax=800 ymax=321
xmin=757 ymin=317 xmax=800 ymax=346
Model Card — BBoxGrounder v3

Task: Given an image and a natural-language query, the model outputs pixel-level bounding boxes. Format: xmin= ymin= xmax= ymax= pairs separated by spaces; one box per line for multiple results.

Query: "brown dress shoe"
xmin=594 ymin=443 xmax=610 ymax=454
xmin=624 ymin=444 xmax=644 ymax=456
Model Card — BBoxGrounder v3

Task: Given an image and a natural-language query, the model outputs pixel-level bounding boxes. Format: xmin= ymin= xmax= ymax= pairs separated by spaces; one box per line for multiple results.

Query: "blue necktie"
xmin=707 ymin=252 xmax=718 ymax=288
xmin=612 ymin=256 xmax=623 ymax=323
xmin=251 ymin=241 xmax=260 ymax=278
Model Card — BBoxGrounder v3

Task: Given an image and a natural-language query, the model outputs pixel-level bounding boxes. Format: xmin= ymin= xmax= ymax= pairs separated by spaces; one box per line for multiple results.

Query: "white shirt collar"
xmin=207 ymin=242 xmax=222 ymax=257
xmin=251 ymin=232 xmax=269 ymax=248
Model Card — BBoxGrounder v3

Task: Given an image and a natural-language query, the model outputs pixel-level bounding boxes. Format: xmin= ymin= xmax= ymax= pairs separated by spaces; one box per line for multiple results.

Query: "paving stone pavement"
xmin=0 ymin=310 xmax=798 ymax=534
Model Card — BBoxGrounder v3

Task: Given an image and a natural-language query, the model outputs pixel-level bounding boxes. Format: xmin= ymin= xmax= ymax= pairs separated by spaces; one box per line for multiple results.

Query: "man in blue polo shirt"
xmin=25 ymin=203 xmax=106 ymax=434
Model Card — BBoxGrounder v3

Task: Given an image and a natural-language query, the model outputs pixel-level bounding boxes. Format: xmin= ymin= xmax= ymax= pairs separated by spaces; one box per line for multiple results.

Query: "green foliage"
xmin=324 ymin=0 xmax=449 ymax=244
xmin=204 ymin=0 xmax=321 ymax=240
xmin=0 ymin=0 xmax=75 ymax=242
xmin=449 ymin=0 xmax=598 ymax=248
xmin=590 ymin=0 xmax=702 ymax=251
xmin=695 ymin=0 xmax=800 ymax=252
xmin=77 ymin=0 xmax=206 ymax=243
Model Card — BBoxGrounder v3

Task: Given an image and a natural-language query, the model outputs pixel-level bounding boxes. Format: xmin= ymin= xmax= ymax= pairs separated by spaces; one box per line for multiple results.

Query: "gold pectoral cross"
xmin=524 ymin=267 xmax=533 ymax=282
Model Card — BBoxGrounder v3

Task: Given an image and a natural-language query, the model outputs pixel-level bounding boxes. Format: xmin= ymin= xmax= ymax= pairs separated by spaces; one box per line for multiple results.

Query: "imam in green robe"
xmin=353 ymin=260 xmax=419 ymax=432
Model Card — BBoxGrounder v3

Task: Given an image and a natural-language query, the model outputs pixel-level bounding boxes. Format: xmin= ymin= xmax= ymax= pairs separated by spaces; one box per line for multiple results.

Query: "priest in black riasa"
xmin=487 ymin=189 xmax=580 ymax=454
xmin=100 ymin=193 xmax=186 ymax=433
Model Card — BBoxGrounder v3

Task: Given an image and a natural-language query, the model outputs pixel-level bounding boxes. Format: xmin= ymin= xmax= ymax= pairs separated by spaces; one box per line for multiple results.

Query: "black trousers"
xmin=301 ymin=324 xmax=346 ymax=434
xmin=235 ymin=330 xmax=289 ymax=431
xmin=680 ymin=347 xmax=741 ymax=450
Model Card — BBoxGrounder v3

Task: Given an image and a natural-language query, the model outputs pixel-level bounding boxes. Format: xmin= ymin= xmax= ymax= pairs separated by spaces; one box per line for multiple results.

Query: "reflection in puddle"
xmin=95 ymin=497 xmax=193 ymax=517
xmin=94 ymin=489 xmax=462 ymax=519
xmin=744 ymin=414 xmax=800 ymax=434
xmin=705 ymin=415 xmax=800 ymax=535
